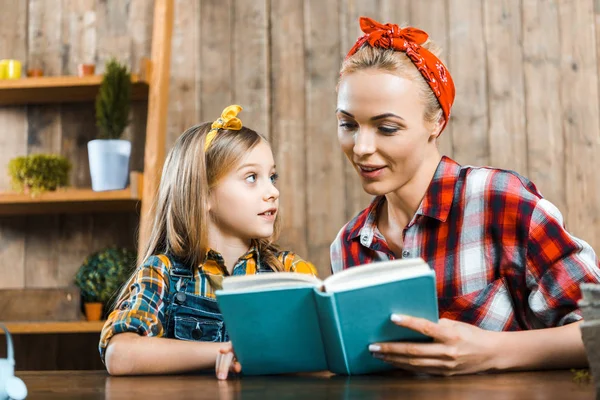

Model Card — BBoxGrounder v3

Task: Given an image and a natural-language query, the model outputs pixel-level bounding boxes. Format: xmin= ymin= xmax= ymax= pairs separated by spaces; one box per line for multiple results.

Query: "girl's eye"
xmin=245 ymin=174 xmax=257 ymax=183
xmin=270 ymin=173 xmax=279 ymax=184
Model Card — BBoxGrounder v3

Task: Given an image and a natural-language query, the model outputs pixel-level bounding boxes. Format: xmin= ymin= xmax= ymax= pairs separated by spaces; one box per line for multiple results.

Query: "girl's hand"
xmin=369 ymin=315 xmax=499 ymax=376
xmin=215 ymin=343 xmax=242 ymax=380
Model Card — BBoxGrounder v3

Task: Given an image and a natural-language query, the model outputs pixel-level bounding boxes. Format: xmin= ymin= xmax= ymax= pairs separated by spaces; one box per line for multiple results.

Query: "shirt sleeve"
xmin=526 ymin=198 xmax=600 ymax=327
xmin=98 ymin=255 xmax=171 ymax=362
xmin=278 ymin=251 xmax=318 ymax=277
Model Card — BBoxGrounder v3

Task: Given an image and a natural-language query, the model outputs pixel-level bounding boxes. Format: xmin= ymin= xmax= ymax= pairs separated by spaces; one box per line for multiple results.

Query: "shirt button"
xmin=402 ymin=250 xmax=410 ymax=258
xmin=175 ymin=292 xmax=187 ymax=304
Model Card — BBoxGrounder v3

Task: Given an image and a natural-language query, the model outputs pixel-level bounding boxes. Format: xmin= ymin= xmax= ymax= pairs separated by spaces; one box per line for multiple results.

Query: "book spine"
xmin=314 ymin=289 xmax=349 ymax=374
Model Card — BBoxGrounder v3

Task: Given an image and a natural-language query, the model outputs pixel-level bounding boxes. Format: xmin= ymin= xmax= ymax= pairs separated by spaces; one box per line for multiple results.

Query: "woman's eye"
xmin=270 ymin=173 xmax=279 ymax=184
xmin=378 ymin=126 xmax=399 ymax=135
xmin=245 ymin=174 xmax=257 ymax=183
xmin=338 ymin=122 xmax=357 ymax=131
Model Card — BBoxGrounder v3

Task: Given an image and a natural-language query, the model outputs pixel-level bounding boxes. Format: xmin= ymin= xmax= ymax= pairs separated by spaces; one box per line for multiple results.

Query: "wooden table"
xmin=19 ymin=370 xmax=595 ymax=399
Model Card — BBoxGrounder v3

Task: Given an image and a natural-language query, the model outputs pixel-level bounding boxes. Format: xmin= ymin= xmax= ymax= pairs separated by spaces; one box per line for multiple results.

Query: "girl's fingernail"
xmin=373 ymin=353 xmax=384 ymax=359
xmin=391 ymin=314 xmax=403 ymax=323
xmin=368 ymin=344 xmax=381 ymax=352
xmin=218 ymin=373 xmax=226 ymax=380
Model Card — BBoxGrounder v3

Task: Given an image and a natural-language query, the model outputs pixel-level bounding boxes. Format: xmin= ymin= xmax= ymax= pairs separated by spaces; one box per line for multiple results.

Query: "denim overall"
xmin=160 ymin=254 xmax=274 ymax=343
xmin=162 ymin=257 xmax=229 ymax=343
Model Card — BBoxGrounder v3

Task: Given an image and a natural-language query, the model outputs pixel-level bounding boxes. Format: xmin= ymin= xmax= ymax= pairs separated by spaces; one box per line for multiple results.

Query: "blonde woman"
xmin=331 ymin=17 xmax=600 ymax=375
xmin=100 ymin=105 xmax=316 ymax=377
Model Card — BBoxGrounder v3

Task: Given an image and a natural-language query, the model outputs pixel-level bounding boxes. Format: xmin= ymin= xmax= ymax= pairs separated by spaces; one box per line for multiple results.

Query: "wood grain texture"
xmin=1 ymin=333 xmax=104 ymax=370
xmin=522 ymin=0 xmax=566 ymax=212
xmin=448 ymin=0 xmax=489 ymax=166
xmin=270 ymin=0 xmax=308 ymax=258
xmin=199 ymin=0 xmax=233 ymax=121
xmin=9 ymin=370 xmax=596 ymax=397
xmin=167 ymin=0 xmax=201 ymax=148
xmin=483 ymin=0 xmax=527 ymax=175
xmin=0 ymin=0 xmax=29 ymax=289
xmin=24 ymin=0 xmax=64 ymax=290
xmin=558 ymin=0 xmax=600 ymax=249
xmin=232 ymin=0 xmax=269 ymax=138
xmin=304 ymin=0 xmax=346 ymax=275
xmin=0 ymin=287 xmax=81 ymax=321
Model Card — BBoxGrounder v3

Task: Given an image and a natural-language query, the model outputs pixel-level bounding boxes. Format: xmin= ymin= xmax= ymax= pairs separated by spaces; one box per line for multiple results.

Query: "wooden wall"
xmin=0 ymin=0 xmax=153 ymax=291
xmin=1 ymin=0 xmax=600 ymax=285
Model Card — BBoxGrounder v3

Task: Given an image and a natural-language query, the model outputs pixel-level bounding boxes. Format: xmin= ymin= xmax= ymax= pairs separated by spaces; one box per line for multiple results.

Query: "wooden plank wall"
xmin=0 ymin=0 xmax=153 ymax=292
xmin=1 ymin=0 xmax=600 ymax=285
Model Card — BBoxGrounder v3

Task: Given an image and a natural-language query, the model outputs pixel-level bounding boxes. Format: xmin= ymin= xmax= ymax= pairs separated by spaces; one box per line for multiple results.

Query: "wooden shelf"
xmin=0 ymin=171 xmax=143 ymax=215
xmin=0 ymin=74 xmax=149 ymax=106
xmin=1 ymin=321 xmax=105 ymax=334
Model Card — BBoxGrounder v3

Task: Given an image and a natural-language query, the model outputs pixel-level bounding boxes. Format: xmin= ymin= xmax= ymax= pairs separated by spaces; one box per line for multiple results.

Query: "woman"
xmin=331 ymin=17 xmax=600 ymax=375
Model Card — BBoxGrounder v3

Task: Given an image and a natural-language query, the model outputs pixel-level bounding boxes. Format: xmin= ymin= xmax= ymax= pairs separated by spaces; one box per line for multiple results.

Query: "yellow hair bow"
xmin=204 ymin=105 xmax=243 ymax=151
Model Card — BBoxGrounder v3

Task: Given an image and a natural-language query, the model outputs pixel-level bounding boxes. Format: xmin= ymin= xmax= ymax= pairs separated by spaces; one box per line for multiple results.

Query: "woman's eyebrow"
xmin=336 ymin=109 xmax=354 ymax=118
xmin=336 ymin=109 xmax=405 ymax=122
xmin=371 ymin=113 xmax=404 ymax=121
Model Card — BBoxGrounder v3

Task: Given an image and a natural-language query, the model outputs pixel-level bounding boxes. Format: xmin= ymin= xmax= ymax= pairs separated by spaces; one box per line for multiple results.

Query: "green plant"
xmin=95 ymin=58 xmax=132 ymax=139
xmin=571 ymin=369 xmax=592 ymax=384
xmin=74 ymin=247 xmax=136 ymax=304
xmin=8 ymin=154 xmax=71 ymax=194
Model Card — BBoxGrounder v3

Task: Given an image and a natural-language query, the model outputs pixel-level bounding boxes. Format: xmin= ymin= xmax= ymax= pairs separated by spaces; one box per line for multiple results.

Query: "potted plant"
xmin=8 ymin=154 xmax=71 ymax=196
xmin=88 ymin=58 xmax=132 ymax=191
xmin=74 ymin=247 xmax=136 ymax=321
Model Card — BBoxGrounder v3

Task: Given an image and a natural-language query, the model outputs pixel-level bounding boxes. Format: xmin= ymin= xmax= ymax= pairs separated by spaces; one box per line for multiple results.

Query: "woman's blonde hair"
xmin=339 ymin=39 xmax=445 ymax=128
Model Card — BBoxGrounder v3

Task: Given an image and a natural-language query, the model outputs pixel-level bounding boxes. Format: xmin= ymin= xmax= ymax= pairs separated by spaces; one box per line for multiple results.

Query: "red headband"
xmin=345 ymin=17 xmax=455 ymax=130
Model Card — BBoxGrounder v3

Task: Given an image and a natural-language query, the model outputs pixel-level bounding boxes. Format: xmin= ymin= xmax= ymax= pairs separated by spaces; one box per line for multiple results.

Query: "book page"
xmin=221 ymin=272 xmax=323 ymax=292
xmin=322 ymin=258 xmax=431 ymax=293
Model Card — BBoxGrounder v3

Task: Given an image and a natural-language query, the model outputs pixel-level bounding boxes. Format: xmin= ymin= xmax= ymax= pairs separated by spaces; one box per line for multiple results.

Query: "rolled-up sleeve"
xmin=98 ymin=255 xmax=171 ymax=362
xmin=526 ymin=199 xmax=600 ymax=327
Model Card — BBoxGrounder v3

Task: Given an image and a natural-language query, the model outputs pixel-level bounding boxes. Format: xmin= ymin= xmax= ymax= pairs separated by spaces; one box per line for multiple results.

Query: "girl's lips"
xmin=258 ymin=209 xmax=277 ymax=221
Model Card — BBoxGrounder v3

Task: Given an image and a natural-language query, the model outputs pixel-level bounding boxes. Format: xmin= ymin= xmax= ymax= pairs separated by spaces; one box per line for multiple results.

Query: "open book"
xmin=215 ymin=258 xmax=438 ymax=375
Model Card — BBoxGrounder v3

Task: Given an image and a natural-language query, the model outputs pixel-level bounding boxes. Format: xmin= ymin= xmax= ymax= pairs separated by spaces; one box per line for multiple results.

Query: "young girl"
xmin=100 ymin=105 xmax=316 ymax=377
xmin=332 ymin=17 xmax=600 ymax=375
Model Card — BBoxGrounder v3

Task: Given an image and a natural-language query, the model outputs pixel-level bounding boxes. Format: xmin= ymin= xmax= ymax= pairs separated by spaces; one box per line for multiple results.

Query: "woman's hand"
xmin=369 ymin=315 xmax=500 ymax=376
xmin=215 ymin=343 xmax=242 ymax=380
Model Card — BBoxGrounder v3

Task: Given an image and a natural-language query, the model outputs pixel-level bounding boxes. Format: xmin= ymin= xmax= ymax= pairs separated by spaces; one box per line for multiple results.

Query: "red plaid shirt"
xmin=331 ymin=156 xmax=600 ymax=331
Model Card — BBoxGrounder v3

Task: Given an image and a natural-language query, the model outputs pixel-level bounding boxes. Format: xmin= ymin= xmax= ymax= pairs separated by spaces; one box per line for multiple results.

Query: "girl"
xmin=331 ymin=17 xmax=600 ymax=375
xmin=100 ymin=105 xmax=316 ymax=376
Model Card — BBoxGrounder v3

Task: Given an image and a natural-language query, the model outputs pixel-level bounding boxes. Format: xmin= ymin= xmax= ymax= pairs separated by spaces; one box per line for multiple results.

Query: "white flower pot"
xmin=87 ymin=139 xmax=131 ymax=191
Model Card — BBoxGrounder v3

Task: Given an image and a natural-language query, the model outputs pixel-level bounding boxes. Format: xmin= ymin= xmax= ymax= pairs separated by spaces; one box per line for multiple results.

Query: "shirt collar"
xmin=203 ymin=244 xmax=259 ymax=273
xmin=348 ymin=156 xmax=461 ymax=243
xmin=416 ymin=156 xmax=461 ymax=223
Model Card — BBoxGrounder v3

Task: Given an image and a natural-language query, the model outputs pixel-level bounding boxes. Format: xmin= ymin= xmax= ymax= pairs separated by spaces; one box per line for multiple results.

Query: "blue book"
xmin=215 ymin=258 xmax=438 ymax=375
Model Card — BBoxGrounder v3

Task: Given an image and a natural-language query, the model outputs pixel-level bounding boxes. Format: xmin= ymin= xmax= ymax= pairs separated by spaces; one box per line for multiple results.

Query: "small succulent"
xmin=75 ymin=247 xmax=136 ymax=305
xmin=8 ymin=154 xmax=71 ymax=195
